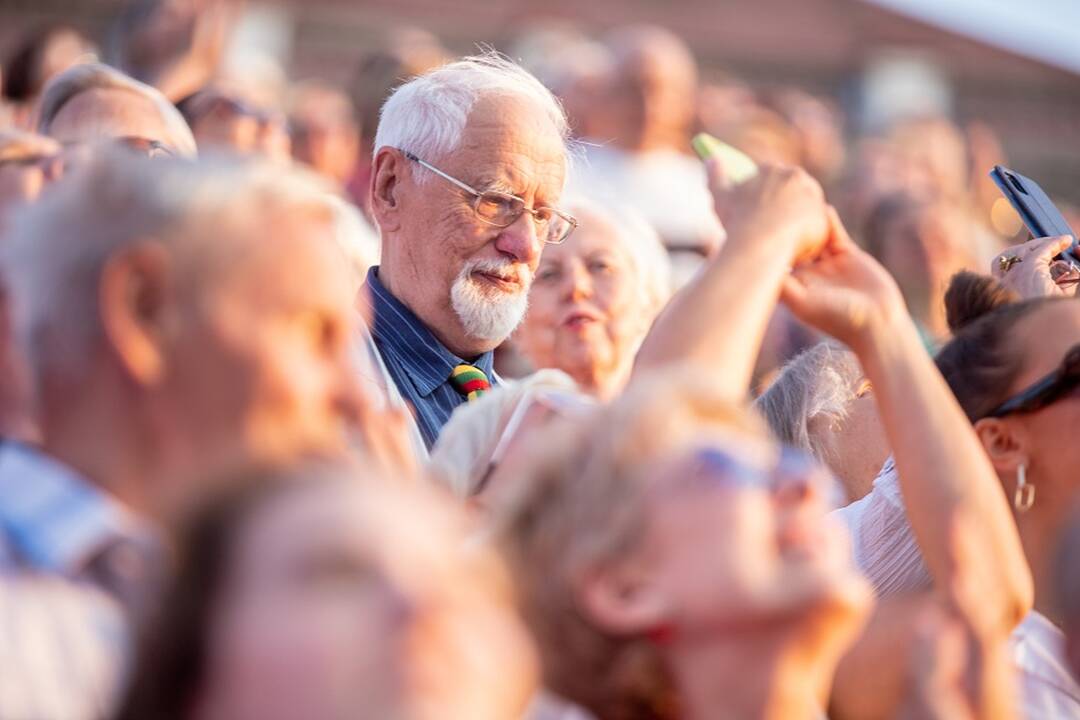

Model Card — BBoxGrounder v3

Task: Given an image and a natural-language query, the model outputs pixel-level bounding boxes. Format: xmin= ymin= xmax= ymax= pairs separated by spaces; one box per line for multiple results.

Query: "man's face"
xmin=390 ymin=94 xmax=567 ymax=352
xmin=159 ymin=209 xmax=363 ymax=505
xmin=48 ymin=87 xmax=179 ymax=152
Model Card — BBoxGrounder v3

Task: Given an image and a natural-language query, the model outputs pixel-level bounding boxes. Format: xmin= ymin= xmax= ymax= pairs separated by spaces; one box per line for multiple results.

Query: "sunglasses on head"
xmin=984 ymin=344 xmax=1080 ymax=419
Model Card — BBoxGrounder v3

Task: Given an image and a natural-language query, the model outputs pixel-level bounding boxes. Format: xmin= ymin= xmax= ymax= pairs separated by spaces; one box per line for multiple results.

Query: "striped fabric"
xmin=362 ymin=267 xmax=499 ymax=448
xmin=0 ymin=442 xmax=156 ymax=720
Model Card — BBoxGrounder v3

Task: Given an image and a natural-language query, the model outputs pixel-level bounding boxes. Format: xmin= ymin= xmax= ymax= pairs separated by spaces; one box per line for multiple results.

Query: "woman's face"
xmin=518 ymin=214 xmax=649 ymax=398
xmin=195 ymin=481 xmax=536 ymax=720
xmin=639 ymin=429 xmax=870 ymax=635
xmin=995 ymin=302 xmax=1080 ymax=518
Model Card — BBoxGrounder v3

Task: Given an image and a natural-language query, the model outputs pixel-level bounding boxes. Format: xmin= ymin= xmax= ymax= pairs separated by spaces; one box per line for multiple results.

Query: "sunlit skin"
xmin=46 ymin=87 xmax=182 ymax=149
xmin=39 ymin=204 xmax=365 ymax=524
xmin=149 ymin=209 xmax=364 ymax=513
xmin=976 ymin=301 xmax=1080 ymax=626
xmin=194 ymin=480 xmax=538 ymax=720
xmin=371 ymin=93 xmax=567 ymax=358
xmin=517 ymin=209 xmax=653 ymax=400
xmin=587 ymin=425 xmax=871 ymax=720
xmin=808 ymin=391 xmax=890 ymax=503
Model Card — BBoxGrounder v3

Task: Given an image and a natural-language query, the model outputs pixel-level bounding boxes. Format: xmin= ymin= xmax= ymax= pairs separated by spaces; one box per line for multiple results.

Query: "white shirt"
xmin=1012 ymin=611 xmax=1080 ymax=719
xmin=0 ymin=442 xmax=156 ymax=720
xmin=835 ymin=458 xmax=1080 ymax=719
xmin=568 ymin=145 xmax=724 ymax=251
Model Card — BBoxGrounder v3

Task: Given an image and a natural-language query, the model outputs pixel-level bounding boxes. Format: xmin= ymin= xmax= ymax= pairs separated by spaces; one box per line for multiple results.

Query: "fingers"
xmin=1030 ymin=235 xmax=1074 ymax=263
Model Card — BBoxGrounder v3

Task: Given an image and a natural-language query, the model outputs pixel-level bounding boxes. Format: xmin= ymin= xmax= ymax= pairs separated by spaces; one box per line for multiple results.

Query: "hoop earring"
xmin=1014 ymin=463 xmax=1035 ymax=513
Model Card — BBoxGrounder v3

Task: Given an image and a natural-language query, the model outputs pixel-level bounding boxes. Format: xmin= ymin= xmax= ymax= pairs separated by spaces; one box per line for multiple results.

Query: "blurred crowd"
xmin=1 ymin=1 xmax=1079 ymax=719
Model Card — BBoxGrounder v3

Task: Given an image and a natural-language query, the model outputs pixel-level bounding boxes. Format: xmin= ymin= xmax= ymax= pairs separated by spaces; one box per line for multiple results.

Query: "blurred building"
xmin=3 ymin=0 xmax=1079 ymax=201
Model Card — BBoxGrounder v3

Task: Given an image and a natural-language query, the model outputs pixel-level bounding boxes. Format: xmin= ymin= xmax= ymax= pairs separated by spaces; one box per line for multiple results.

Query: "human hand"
xmin=991 ymin=235 xmax=1079 ymax=299
xmin=707 ymin=160 xmax=829 ymax=266
xmin=780 ymin=207 xmax=906 ymax=350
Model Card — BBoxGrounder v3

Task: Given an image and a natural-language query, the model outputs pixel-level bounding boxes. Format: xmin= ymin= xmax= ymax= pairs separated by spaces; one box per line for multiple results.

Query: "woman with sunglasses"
xmin=934 ymin=268 xmax=1080 ymax=718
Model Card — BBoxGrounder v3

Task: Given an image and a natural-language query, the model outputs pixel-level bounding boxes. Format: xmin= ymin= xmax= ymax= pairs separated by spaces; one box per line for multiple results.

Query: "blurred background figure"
xmin=514 ymin=198 xmax=671 ymax=399
xmin=288 ymin=81 xmax=360 ymax=191
xmin=863 ymin=192 xmax=982 ymax=346
xmin=1 ymin=23 xmax=97 ymax=129
xmin=346 ymin=27 xmax=447 ymax=216
xmin=0 ymin=129 xmax=63 ymax=234
xmin=117 ymin=459 xmax=539 ymax=720
xmin=36 ymin=62 xmax=197 ymax=158
xmin=570 ymin=24 xmax=723 ymax=276
xmin=108 ymin=0 xmax=241 ymax=103
xmin=177 ymin=84 xmax=289 ymax=162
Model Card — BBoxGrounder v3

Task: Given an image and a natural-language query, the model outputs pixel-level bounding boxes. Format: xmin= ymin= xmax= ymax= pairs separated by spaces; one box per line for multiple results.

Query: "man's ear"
xmin=99 ymin=241 xmax=175 ymax=387
xmin=370 ymin=147 xmax=407 ymax=234
xmin=973 ymin=416 xmax=1028 ymax=474
xmin=576 ymin=558 xmax=669 ymax=636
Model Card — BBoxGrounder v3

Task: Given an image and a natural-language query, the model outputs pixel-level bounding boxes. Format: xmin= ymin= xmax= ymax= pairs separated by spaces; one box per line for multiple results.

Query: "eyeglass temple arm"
xmin=401 ymin=150 xmax=480 ymax=196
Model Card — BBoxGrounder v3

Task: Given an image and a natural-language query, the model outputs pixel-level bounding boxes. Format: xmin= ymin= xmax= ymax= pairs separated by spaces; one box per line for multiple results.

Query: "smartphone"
xmin=990 ymin=165 xmax=1079 ymax=266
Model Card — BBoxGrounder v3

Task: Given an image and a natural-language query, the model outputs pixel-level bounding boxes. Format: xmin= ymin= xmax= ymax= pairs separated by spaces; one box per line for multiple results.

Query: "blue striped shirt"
xmin=362 ymin=267 xmax=497 ymax=448
xmin=0 ymin=442 xmax=157 ymax=720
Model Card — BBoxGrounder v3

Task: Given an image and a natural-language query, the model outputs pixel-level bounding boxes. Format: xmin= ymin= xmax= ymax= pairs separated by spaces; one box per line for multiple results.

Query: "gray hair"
xmin=373 ymin=51 xmax=571 ymax=180
xmin=565 ymin=196 xmax=672 ymax=316
xmin=754 ymin=341 xmax=865 ymax=462
xmin=2 ymin=150 xmax=340 ymax=390
xmin=36 ymin=62 xmax=197 ymax=157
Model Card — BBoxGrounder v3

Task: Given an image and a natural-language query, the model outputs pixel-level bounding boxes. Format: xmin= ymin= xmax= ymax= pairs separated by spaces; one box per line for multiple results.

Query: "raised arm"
xmin=782 ymin=209 xmax=1033 ymax=635
xmin=633 ymin=162 xmax=829 ymax=398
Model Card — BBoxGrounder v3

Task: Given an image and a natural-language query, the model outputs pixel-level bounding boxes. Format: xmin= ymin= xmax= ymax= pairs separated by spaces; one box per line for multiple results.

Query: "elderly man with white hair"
xmin=36 ymin=62 xmax=197 ymax=158
xmin=0 ymin=150 xmax=363 ymax=719
xmin=362 ymin=52 xmax=577 ymax=449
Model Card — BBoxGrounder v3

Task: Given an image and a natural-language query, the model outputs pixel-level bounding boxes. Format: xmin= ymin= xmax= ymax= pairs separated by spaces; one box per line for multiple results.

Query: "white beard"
xmin=450 ymin=258 xmax=531 ymax=343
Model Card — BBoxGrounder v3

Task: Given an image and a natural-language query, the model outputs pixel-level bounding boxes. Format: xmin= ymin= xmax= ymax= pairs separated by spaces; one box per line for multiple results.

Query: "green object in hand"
xmin=692 ymin=132 xmax=759 ymax=185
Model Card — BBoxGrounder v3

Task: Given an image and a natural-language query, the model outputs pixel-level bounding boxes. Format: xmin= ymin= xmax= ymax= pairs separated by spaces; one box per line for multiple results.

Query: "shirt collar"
xmin=0 ymin=442 xmax=149 ymax=576
xmin=362 ymin=266 xmax=495 ymax=397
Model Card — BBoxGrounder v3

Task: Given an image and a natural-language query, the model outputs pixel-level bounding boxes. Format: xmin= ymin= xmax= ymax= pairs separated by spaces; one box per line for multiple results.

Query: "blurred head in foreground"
xmin=1 ymin=150 xmax=363 ymax=521
xmin=495 ymin=369 xmax=871 ymax=719
xmin=516 ymin=198 xmax=671 ymax=401
xmin=118 ymin=458 xmax=538 ymax=720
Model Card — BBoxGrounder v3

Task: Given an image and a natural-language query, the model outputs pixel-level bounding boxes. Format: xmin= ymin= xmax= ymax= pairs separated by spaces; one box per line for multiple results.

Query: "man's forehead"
xmin=453 ymin=96 xmax=567 ymax=190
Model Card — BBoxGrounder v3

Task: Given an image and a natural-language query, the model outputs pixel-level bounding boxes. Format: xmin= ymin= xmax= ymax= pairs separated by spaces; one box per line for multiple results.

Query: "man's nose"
xmin=494 ymin=211 xmax=543 ymax=266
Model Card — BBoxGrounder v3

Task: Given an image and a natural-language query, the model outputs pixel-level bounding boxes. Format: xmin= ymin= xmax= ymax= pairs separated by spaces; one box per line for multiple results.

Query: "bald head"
xmin=2 ymin=150 xmax=363 ymax=515
xmin=37 ymin=63 xmax=196 ymax=157
xmin=600 ymin=25 xmax=699 ymax=152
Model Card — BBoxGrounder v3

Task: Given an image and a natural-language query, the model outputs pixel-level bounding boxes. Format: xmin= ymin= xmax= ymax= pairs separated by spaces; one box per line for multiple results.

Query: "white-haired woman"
xmin=756 ymin=340 xmax=889 ymax=503
xmin=515 ymin=198 xmax=671 ymax=401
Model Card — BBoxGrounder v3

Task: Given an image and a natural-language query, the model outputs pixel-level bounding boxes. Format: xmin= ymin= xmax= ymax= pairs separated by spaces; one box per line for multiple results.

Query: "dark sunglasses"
xmin=984 ymin=344 xmax=1080 ymax=418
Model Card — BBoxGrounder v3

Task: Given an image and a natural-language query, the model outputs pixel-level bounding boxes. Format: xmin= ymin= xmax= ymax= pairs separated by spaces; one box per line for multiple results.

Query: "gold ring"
xmin=998 ymin=255 xmax=1022 ymax=273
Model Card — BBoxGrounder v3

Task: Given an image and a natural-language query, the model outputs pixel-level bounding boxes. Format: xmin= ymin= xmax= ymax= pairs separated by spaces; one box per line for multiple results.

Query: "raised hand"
xmin=706 ymin=160 xmax=830 ymax=266
xmin=779 ymin=206 xmax=906 ymax=351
